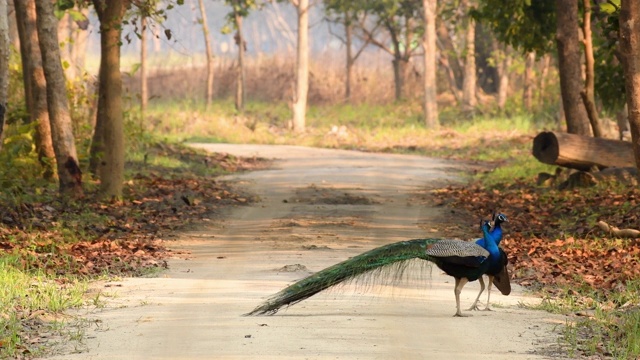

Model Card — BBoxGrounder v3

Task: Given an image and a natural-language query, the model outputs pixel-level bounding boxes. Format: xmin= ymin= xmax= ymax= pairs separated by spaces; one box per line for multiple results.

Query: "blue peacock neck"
xmin=481 ymin=222 xmax=500 ymax=260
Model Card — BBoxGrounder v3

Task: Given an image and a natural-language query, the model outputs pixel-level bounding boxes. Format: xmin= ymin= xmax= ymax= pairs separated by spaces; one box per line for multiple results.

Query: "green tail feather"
xmin=245 ymin=238 xmax=443 ymax=316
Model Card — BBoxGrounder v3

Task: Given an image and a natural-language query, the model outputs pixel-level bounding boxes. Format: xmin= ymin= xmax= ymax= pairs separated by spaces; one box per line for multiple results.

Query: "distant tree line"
xmin=2 ymin=0 xmax=640 ymax=198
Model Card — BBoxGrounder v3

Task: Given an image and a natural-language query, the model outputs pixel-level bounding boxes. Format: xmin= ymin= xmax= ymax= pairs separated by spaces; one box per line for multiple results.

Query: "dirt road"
xmin=46 ymin=144 xmax=564 ymax=360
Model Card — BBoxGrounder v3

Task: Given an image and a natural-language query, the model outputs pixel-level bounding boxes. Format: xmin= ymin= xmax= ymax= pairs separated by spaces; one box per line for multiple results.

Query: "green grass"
xmin=2 ymin=93 xmax=635 ymax=358
xmin=0 ymin=263 xmax=87 ymax=357
xmin=525 ymin=278 xmax=640 ymax=359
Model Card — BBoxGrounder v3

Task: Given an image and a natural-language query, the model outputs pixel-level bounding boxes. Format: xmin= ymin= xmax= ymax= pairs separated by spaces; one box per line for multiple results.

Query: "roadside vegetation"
xmin=2 ymin=47 xmax=638 ymax=359
xmin=4 ymin=94 xmax=638 ymax=358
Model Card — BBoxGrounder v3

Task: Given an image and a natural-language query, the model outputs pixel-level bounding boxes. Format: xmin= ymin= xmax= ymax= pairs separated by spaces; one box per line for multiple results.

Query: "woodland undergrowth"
xmin=0 ymin=128 xmax=268 ymax=358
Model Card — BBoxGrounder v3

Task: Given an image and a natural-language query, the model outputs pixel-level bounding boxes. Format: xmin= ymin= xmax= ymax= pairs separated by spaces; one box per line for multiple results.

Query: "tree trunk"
xmin=496 ymin=45 xmax=512 ymax=111
xmin=57 ymin=13 xmax=75 ymax=80
xmin=580 ymin=0 xmax=603 ymax=138
xmin=91 ymin=0 xmax=126 ymax=199
xmin=14 ymin=0 xmax=55 ymax=179
xmin=0 ymin=0 xmax=9 ymax=147
xmin=35 ymin=0 xmax=83 ymax=197
xmin=198 ymin=0 xmax=214 ymax=107
xmin=619 ymin=0 xmax=640 ymax=174
xmin=344 ymin=14 xmax=353 ymax=102
xmin=461 ymin=1 xmax=477 ymax=111
xmin=539 ymin=54 xmax=551 ymax=107
xmin=556 ymin=0 xmax=591 ymax=135
xmin=292 ymin=0 xmax=309 ymax=132
xmin=140 ymin=16 xmax=147 ymax=117
xmin=523 ymin=52 xmax=535 ymax=111
xmin=436 ymin=19 xmax=462 ymax=89
xmin=392 ymin=57 xmax=407 ymax=101
xmin=70 ymin=8 xmax=89 ymax=75
xmin=422 ymin=0 xmax=438 ymax=128
xmin=533 ymin=131 xmax=635 ymax=170
xmin=234 ymin=13 xmax=245 ymax=112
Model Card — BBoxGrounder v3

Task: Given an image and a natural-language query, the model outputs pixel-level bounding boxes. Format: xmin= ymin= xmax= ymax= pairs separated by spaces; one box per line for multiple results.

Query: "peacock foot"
xmin=453 ymin=312 xmax=471 ymax=317
xmin=467 ymin=304 xmax=482 ymax=311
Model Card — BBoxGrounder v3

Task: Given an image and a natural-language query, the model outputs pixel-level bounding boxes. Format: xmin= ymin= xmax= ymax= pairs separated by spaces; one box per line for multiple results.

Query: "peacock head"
xmin=493 ymin=213 xmax=508 ymax=226
xmin=480 ymin=219 xmax=492 ymax=235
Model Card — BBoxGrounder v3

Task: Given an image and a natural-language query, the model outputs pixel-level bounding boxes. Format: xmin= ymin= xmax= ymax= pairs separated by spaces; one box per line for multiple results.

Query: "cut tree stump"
xmin=532 ymin=131 xmax=635 ymax=171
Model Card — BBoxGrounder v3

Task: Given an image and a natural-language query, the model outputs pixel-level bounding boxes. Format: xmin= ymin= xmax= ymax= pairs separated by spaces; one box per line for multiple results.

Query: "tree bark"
xmin=234 ymin=13 xmax=245 ymax=112
xmin=0 ymin=0 xmax=9 ymax=147
xmin=436 ymin=19 xmax=462 ymax=89
xmin=292 ymin=0 xmax=309 ymax=132
xmin=555 ymin=0 xmax=591 ymax=135
xmin=538 ymin=54 xmax=551 ymax=107
xmin=344 ymin=14 xmax=353 ymax=101
xmin=91 ymin=0 xmax=126 ymax=199
xmin=57 ymin=13 xmax=75 ymax=80
xmin=580 ymin=0 xmax=603 ymax=138
xmin=14 ymin=0 xmax=55 ymax=179
xmin=532 ymin=131 xmax=635 ymax=170
xmin=619 ymin=0 xmax=640 ymax=173
xmin=496 ymin=45 xmax=512 ymax=111
xmin=422 ymin=0 xmax=438 ymax=128
xmin=35 ymin=0 xmax=83 ymax=197
xmin=392 ymin=57 xmax=408 ymax=101
xmin=70 ymin=8 xmax=89 ymax=75
xmin=140 ymin=16 xmax=147 ymax=117
xmin=461 ymin=0 xmax=477 ymax=111
xmin=198 ymin=0 xmax=214 ymax=107
xmin=523 ymin=52 xmax=535 ymax=111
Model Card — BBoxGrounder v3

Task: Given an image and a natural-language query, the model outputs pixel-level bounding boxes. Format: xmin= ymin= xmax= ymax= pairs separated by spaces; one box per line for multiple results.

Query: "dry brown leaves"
xmin=0 ymin=152 xmax=266 ymax=277
xmin=432 ymin=181 xmax=640 ymax=295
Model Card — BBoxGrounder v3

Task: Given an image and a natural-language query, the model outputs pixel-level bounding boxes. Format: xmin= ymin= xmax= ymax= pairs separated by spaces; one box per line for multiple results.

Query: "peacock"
xmin=468 ymin=212 xmax=510 ymax=311
xmin=245 ymin=219 xmax=510 ymax=317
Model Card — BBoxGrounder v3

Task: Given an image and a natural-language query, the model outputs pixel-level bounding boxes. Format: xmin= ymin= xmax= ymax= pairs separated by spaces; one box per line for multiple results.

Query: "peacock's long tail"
xmin=245 ymin=238 xmax=485 ymax=316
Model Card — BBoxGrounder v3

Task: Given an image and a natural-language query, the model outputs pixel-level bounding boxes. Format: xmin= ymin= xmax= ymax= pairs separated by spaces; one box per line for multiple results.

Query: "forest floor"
xmin=41 ymin=144 xmax=566 ymax=359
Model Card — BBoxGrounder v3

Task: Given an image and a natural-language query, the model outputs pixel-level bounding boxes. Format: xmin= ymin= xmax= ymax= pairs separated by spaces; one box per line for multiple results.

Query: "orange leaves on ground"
xmin=0 ymin=152 xmax=266 ymax=277
xmin=432 ymin=182 xmax=640 ymax=296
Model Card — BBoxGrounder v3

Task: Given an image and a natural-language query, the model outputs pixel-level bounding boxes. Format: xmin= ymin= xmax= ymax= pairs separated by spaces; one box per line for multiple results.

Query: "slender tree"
xmin=0 ymin=0 xmax=8 ymax=145
xmin=495 ymin=45 xmax=512 ymax=111
xmin=437 ymin=20 xmax=461 ymax=103
xmin=522 ymin=51 xmax=535 ymax=111
xmin=422 ymin=0 xmax=438 ymax=127
xmin=198 ymin=0 xmax=215 ymax=107
xmin=223 ymin=1 xmax=260 ymax=112
xmin=620 ymin=0 xmax=640 ymax=172
xmin=14 ymin=0 xmax=55 ymax=178
xmin=461 ymin=0 xmax=477 ymax=110
xmin=331 ymin=0 xmax=422 ymax=100
xmin=556 ymin=0 xmax=591 ymax=135
xmin=344 ymin=13 xmax=354 ymax=101
xmin=324 ymin=2 xmax=371 ymax=102
xmin=34 ymin=0 xmax=83 ymax=197
xmin=580 ymin=0 xmax=603 ymax=137
xmin=140 ymin=15 xmax=148 ymax=117
xmin=90 ymin=0 xmax=128 ymax=199
xmin=291 ymin=0 xmax=309 ymax=132
xmin=234 ymin=12 xmax=245 ymax=111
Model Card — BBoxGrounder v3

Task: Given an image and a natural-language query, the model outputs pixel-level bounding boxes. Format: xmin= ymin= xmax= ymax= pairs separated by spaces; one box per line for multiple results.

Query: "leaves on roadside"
xmin=431 ymin=181 xmax=640 ymax=298
xmin=0 ymin=152 xmax=266 ymax=277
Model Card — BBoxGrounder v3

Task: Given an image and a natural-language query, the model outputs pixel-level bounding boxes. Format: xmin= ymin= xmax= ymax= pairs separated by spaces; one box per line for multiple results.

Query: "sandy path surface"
xmin=45 ymin=144 xmax=564 ymax=360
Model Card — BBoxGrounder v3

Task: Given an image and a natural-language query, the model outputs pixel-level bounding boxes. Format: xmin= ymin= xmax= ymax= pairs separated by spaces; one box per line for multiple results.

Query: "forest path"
xmin=45 ymin=144 xmax=563 ymax=360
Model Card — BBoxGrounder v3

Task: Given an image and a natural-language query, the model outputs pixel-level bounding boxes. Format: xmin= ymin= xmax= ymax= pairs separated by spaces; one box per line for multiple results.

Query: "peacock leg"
xmin=483 ymin=275 xmax=494 ymax=311
xmin=454 ymin=277 xmax=470 ymax=317
xmin=468 ymin=276 xmax=486 ymax=311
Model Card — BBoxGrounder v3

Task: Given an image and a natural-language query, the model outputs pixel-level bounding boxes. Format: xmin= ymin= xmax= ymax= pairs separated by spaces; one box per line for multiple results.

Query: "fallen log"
xmin=532 ymin=131 xmax=635 ymax=171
